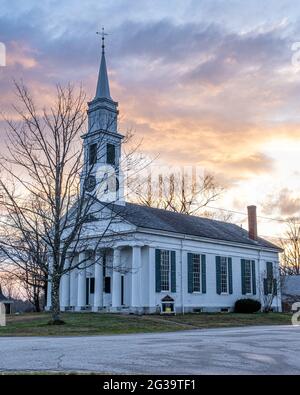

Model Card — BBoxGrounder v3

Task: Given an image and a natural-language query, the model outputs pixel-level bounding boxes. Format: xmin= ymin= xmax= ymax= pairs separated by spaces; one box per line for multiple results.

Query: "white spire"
xmin=95 ymin=28 xmax=112 ymax=100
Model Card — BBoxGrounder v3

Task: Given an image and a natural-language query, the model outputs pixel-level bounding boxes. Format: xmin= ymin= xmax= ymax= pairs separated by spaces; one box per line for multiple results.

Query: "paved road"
xmin=0 ymin=325 xmax=300 ymax=374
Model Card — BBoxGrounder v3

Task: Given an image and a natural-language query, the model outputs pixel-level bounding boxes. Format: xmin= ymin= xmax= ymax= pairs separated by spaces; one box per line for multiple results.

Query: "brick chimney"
xmin=247 ymin=205 xmax=258 ymax=241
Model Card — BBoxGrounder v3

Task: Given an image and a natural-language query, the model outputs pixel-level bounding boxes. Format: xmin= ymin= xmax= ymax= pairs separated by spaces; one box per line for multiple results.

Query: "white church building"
xmin=46 ymin=35 xmax=282 ymax=314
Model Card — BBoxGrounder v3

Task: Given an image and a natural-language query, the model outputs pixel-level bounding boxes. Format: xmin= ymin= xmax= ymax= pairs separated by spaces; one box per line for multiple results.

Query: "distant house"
xmin=281 ymin=275 xmax=300 ymax=312
xmin=0 ymin=285 xmax=14 ymax=314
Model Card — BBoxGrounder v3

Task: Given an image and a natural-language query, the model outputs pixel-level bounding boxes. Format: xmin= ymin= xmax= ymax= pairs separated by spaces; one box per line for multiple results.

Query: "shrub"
xmin=234 ymin=298 xmax=261 ymax=314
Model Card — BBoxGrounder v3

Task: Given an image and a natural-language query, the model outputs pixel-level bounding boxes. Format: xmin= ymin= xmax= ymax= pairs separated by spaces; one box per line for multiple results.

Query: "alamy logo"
xmin=0 ymin=42 xmax=6 ymax=67
xmin=0 ymin=303 xmax=6 ymax=326
xmin=93 ymin=164 xmax=123 ymax=203
xmin=291 ymin=302 xmax=300 ymax=326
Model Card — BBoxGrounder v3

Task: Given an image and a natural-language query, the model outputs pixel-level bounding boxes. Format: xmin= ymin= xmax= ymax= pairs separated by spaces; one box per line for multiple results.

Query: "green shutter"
xmin=171 ymin=251 xmax=176 ymax=293
xmin=266 ymin=262 xmax=273 ymax=279
xmin=251 ymin=260 xmax=256 ymax=295
xmin=155 ymin=249 xmax=161 ymax=293
xmin=263 ymin=278 xmax=268 ymax=295
xmin=201 ymin=255 xmax=206 ymax=294
xmin=273 ymin=279 xmax=277 ymax=296
xmin=241 ymin=259 xmax=246 ymax=295
xmin=187 ymin=253 xmax=193 ymax=293
xmin=228 ymin=258 xmax=233 ymax=294
xmin=266 ymin=262 xmax=274 ymax=295
xmin=216 ymin=256 xmax=221 ymax=295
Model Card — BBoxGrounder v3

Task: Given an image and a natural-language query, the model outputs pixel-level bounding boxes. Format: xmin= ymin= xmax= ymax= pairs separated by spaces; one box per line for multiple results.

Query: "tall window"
xmin=266 ymin=262 xmax=273 ymax=279
xmin=192 ymin=254 xmax=201 ymax=292
xmin=104 ymin=277 xmax=111 ymax=294
xmin=160 ymin=250 xmax=170 ymax=291
xmin=90 ymin=278 xmax=95 ymax=294
xmin=220 ymin=257 xmax=228 ymax=293
xmin=89 ymin=143 xmax=97 ymax=166
xmin=106 ymin=143 xmax=116 ymax=165
xmin=244 ymin=260 xmax=252 ymax=294
xmin=266 ymin=262 xmax=274 ymax=294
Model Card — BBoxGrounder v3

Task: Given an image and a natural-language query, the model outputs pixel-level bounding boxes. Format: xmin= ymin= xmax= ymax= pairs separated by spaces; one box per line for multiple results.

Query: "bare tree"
xmin=0 ymin=192 xmax=48 ymax=311
xmin=259 ymin=268 xmax=281 ymax=313
xmin=199 ymin=209 xmax=233 ymax=222
xmin=280 ymin=218 xmax=300 ymax=275
xmin=0 ymin=82 xmax=130 ymax=324
xmin=129 ymin=169 xmax=224 ymax=216
xmin=0 ymin=271 xmax=23 ymax=300
xmin=0 ymin=265 xmax=45 ymax=312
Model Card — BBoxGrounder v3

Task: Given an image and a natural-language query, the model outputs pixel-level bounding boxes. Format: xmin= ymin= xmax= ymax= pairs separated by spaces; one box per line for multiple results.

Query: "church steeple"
xmin=95 ymin=28 xmax=112 ymax=100
xmin=81 ymin=28 xmax=124 ymax=205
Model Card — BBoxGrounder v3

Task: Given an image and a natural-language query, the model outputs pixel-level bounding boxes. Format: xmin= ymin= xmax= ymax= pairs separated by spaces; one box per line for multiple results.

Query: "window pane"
xmin=160 ymin=250 xmax=170 ymax=291
xmin=107 ymin=144 xmax=116 ymax=165
xmin=90 ymin=277 xmax=95 ymax=294
xmin=266 ymin=262 xmax=273 ymax=279
xmin=104 ymin=277 xmax=111 ymax=293
xmin=266 ymin=262 xmax=273 ymax=293
xmin=220 ymin=257 xmax=228 ymax=293
xmin=89 ymin=143 xmax=97 ymax=165
xmin=192 ymin=254 xmax=201 ymax=292
xmin=244 ymin=260 xmax=252 ymax=294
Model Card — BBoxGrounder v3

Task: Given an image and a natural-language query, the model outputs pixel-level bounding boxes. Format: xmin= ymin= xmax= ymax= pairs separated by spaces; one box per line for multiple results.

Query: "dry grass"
xmin=0 ymin=311 xmax=292 ymax=337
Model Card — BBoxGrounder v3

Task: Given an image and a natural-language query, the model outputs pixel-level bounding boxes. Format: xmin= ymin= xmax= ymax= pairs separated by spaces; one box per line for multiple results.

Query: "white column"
xmin=132 ymin=245 xmax=142 ymax=310
xmin=93 ymin=251 xmax=104 ymax=312
xmin=181 ymin=250 xmax=187 ymax=314
xmin=46 ymin=255 xmax=53 ymax=310
xmin=148 ymin=247 xmax=156 ymax=310
xmin=76 ymin=251 xmax=86 ymax=310
xmin=70 ymin=255 xmax=78 ymax=308
xmin=112 ymin=248 xmax=121 ymax=310
xmin=61 ymin=255 xmax=71 ymax=310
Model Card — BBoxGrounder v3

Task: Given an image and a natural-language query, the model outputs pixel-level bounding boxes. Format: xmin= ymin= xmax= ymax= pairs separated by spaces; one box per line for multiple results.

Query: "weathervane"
xmin=96 ymin=27 xmax=108 ymax=55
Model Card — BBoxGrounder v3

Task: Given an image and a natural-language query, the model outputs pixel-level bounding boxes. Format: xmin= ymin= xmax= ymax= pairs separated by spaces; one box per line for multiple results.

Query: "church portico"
xmin=53 ymin=242 xmax=149 ymax=314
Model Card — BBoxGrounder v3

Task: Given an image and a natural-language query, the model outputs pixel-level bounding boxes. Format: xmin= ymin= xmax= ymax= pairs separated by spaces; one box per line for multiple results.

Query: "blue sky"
xmin=1 ymin=0 xmax=300 ymax=236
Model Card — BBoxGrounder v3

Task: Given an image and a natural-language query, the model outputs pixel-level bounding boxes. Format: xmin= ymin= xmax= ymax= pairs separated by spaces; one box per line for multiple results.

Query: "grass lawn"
xmin=0 ymin=311 xmax=292 ymax=337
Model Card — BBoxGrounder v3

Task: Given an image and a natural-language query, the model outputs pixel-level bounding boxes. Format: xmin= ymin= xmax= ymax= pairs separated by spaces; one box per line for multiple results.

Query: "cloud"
xmin=263 ymin=188 xmax=300 ymax=217
xmin=7 ymin=41 xmax=38 ymax=69
xmin=1 ymin=2 xmax=300 ymax=226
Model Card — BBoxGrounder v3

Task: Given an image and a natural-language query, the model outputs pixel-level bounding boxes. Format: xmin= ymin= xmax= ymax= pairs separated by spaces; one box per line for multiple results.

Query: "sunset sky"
xmin=1 ymin=0 xmax=300 ymax=239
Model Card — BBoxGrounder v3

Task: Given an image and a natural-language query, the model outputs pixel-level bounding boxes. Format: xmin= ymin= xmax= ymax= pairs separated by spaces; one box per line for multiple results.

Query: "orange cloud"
xmin=7 ymin=41 xmax=38 ymax=69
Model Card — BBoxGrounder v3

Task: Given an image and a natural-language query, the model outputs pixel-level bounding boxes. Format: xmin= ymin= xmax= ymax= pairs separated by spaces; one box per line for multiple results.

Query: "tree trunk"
xmin=34 ymin=295 xmax=41 ymax=313
xmin=32 ymin=284 xmax=41 ymax=313
xmin=50 ymin=275 xmax=64 ymax=324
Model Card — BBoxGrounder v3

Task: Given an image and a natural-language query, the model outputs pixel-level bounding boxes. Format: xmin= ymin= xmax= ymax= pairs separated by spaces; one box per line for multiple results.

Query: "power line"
xmin=204 ymin=205 xmax=300 ymax=225
xmin=1 ymin=192 xmax=300 ymax=225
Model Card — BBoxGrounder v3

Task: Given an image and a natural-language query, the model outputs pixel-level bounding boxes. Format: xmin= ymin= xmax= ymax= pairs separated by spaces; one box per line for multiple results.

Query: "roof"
xmin=282 ymin=275 xmax=300 ymax=296
xmin=95 ymin=49 xmax=112 ymax=100
xmin=109 ymin=202 xmax=281 ymax=251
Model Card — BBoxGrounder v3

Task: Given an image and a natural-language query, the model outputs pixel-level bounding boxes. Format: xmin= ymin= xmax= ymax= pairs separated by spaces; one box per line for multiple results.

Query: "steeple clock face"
xmin=85 ymin=175 xmax=96 ymax=192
